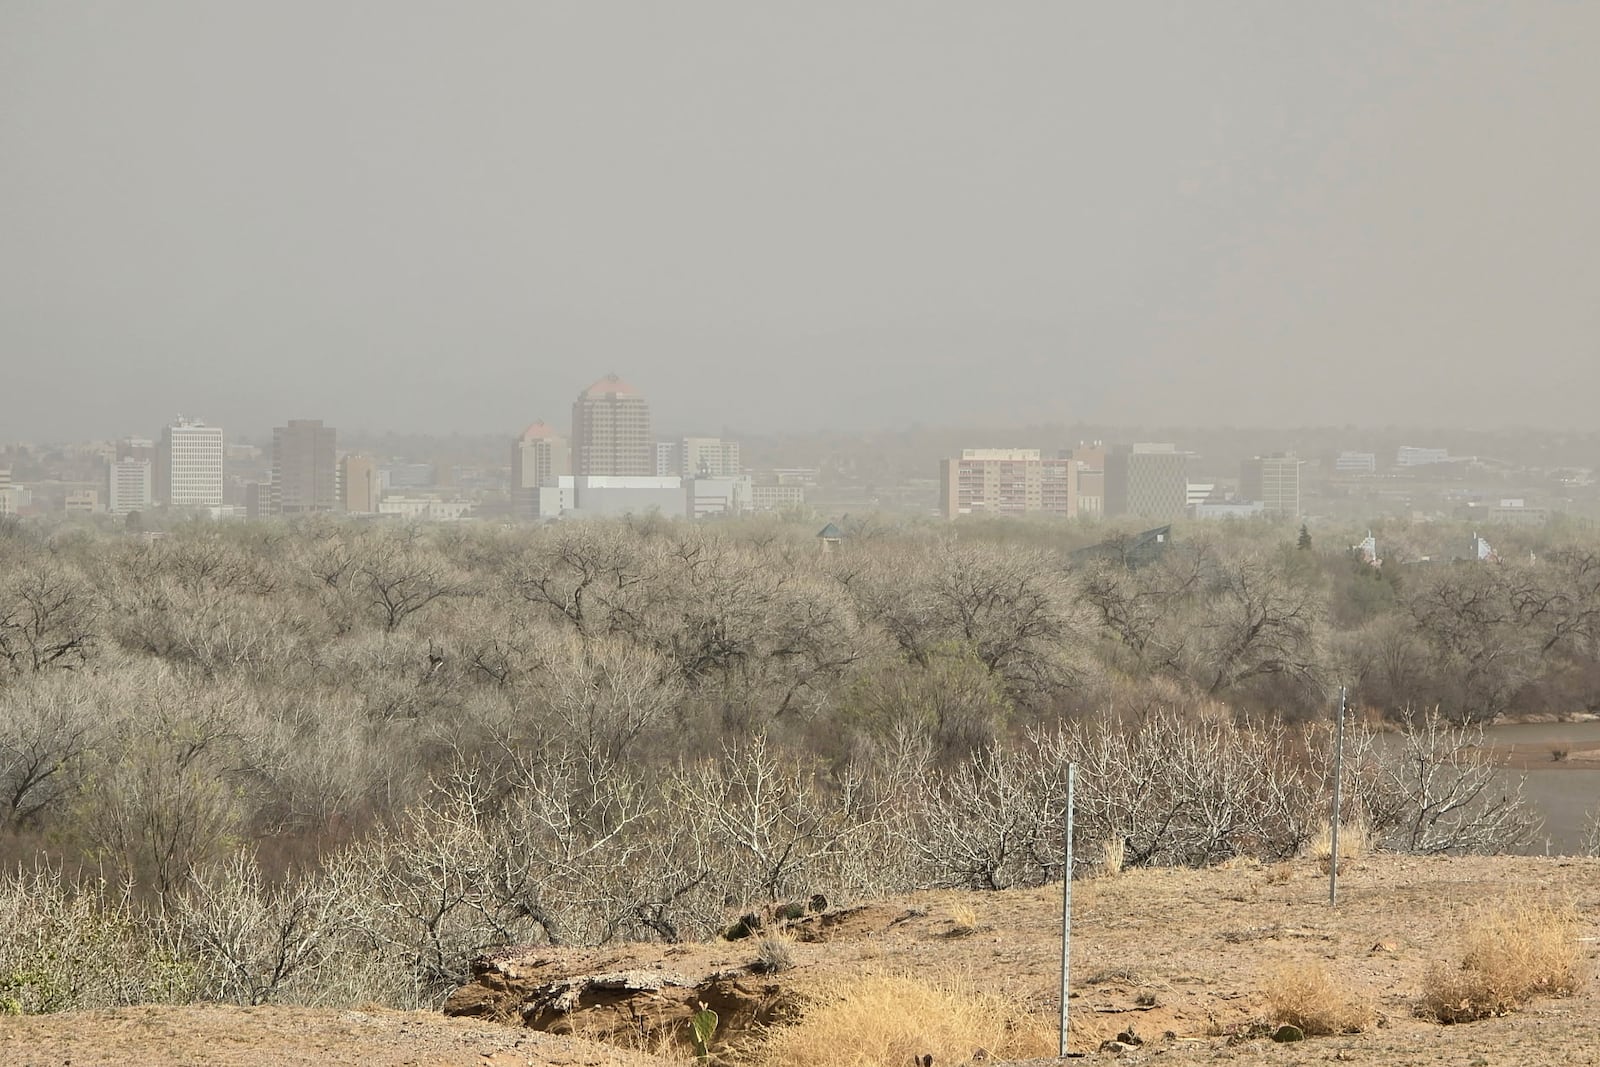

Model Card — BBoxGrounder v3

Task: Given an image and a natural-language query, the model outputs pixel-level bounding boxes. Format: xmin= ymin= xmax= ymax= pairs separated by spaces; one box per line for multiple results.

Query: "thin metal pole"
xmin=1059 ymin=762 xmax=1075 ymax=1057
xmin=1330 ymin=687 xmax=1346 ymax=907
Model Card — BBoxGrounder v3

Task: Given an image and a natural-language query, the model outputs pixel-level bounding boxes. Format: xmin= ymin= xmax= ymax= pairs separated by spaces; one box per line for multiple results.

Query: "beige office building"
xmin=572 ymin=374 xmax=653 ymax=477
xmin=1067 ymin=442 xmax=1107 ymax=518
xmin=1241 ymin=453 xmax=1302 ymax=517
xmin=511 ymin=421 xmax=572 ymax=519
xmin=680 ymin=437 xmax=741 ymax=477
xmin=340 ymin=454 xmax=379 ymax=513
xmin=940 ymin=449 xmax=1077 ymax=520
xmin=512 ymin=421 xmax=571 ymax=488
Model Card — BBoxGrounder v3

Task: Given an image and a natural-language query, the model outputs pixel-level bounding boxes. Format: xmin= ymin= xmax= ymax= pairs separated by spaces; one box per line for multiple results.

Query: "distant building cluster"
xmin=940 ymin=442 xmax=1308 ymax=523
xmin=0 ymin=368 xmax=818 ymax=526
xmin=506 ymin=374 xmax=796 ymax=522
xmin=3 ymin=395 xmax=1583 ymax=532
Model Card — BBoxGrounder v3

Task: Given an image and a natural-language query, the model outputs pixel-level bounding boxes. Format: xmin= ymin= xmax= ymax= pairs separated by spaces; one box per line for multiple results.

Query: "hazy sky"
xmin=3 ymin=2 xmax=1597 ymax=442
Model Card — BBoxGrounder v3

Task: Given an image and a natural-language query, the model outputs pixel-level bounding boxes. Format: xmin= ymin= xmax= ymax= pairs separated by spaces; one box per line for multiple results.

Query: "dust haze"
xmin=2 ymin=2 xmax=1596 ymax=441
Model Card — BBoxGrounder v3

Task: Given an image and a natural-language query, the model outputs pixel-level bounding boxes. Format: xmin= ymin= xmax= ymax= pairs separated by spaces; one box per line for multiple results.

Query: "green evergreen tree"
xmin=1297 ymin=523 xmax=1312 ymax=550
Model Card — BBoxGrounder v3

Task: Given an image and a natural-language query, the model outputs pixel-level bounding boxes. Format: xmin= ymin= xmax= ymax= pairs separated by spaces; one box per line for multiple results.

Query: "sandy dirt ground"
xmin=4 ymin=854 xmax=1597 ymax=1066
xmin=0 ymin=1005 xmax=672 ymax=1067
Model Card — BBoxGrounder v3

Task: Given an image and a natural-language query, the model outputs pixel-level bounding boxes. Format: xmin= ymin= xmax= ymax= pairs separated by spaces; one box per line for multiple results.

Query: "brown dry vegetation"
xmin=748 ymin=974 xmax=1055 ymax=1067
xmin=1420 ymin=895 xmax=1588 ymax=1023
xmin=1265 ymin=962 xmax=1377 ymax=1035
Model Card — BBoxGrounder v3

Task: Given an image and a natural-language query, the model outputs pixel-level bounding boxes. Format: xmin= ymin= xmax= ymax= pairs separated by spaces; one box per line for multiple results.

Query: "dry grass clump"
xmin=945 ymin=901 xmax=979 ymax=937
xmin=749 ymin=973 xmax=1053 ymax=1067
xmin=1420 ymin=895 xmax=1587 ymax=1023
xmin=1305 ymin=819 xmax=1370 ymax=866
xmin=1264 ymin=962 xmax=1375 ymax=1036
xmin=1098 ymin=836 xmax=1126 ymax=878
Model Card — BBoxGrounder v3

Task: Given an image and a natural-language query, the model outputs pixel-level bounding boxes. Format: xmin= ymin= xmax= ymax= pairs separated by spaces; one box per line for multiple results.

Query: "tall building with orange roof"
xmin=571 ymin=374 xmax=653 ymax=477
xmin=511 ymin=420 xmax=571 ymax=490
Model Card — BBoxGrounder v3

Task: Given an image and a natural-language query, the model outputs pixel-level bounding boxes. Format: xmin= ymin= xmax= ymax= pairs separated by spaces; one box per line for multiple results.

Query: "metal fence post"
xmin=1059 ymin=761 xmax=1075 ymax=1056
xmin=1330 ymin=686 xmax=1346 ymax=907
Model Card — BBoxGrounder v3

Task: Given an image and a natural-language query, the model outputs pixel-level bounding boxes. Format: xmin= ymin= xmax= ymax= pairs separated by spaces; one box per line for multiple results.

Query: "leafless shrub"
xmin=1364 ymin=710 xmax=1536 ymax=855
xmin=0 ymin=865 xmax=191 ymax=1013
xmin=176 ymin=852 xmax=359 ymax=1006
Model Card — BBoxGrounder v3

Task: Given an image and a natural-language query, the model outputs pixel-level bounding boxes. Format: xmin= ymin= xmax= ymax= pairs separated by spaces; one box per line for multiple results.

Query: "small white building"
xmin=378 ymin=495 xmax=473 ymax=522
xmin=1335 ymin=451 xmax=1377 ymax=474
xmin=1396 ymin=446 xmax=1450 ymax=468
xmin=536 ymin=476 xmax=577 ymax=519
xmin=1192 ymin=501 xmax=1266 ymax=520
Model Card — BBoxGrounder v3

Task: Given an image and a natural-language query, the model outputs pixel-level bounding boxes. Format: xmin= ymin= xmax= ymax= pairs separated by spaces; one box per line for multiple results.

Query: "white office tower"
xmin=108 ymin=458 xmax=153 ymax=515
xmin=157 ymin=417 xmax=225 ymax=508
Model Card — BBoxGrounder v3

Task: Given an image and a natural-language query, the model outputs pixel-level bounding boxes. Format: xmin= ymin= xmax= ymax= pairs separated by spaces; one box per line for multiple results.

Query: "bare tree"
xmin=355 ymin=534 xmax=467 ymax=632
xmin=0 ymin=561 xmax=100 ymax=676
xmin=0 ymin=675 xmax=102 ymax=831
xmin=535 ymin=632 xmax=682 ymax=776
xmin=1194 ymin=552 xmax=1324 ymax=700
xmin=1405 ymin=566 xmax=1540 ymax=722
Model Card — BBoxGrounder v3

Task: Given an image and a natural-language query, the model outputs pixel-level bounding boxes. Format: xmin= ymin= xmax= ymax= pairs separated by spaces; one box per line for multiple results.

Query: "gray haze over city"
xmin=3 ymin=2 xmax=1597 ymax=443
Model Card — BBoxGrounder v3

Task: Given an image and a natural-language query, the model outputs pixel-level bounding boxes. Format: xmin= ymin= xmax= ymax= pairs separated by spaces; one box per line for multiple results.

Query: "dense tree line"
xmin=0 ymin=513 xmax=1588 ymax=1011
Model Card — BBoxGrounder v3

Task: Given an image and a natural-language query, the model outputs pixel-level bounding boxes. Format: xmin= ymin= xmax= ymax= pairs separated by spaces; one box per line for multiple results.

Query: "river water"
xmin=1482 ymin=720 xmax=1600 ymax=855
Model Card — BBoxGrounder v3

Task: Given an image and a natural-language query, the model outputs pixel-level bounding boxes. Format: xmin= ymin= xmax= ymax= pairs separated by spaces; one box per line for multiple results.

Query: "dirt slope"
xmin=4 ymin=854 xmax=1596 ymax=1066
xmin=447 ymin=853 xmax=1600 ymax=1065
xmin=0 ymin=1004 xmax=672 ymax=1067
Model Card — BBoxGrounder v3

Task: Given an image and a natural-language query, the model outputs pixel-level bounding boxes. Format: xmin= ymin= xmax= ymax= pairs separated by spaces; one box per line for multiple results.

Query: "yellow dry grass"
xmin=945 ymin=901 xmax=979 ymax=937
xmin=746 ymin=972 xmax=1054 ymax=1067
xmin=1264 ymin=962 xmax=1376 ymax=1036
xmin=1097 ymin=836 xmax=1126 ymax=878
xmin=1420 ymin=894 xmax=1587 ymax=1023
xmin=1305 ymin=819 xmax=1370 ymax=864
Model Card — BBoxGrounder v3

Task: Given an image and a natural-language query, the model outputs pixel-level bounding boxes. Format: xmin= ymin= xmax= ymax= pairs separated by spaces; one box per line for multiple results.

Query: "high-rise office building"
xmin=655 ymin=441 xmax=682 ymax=477
xmin=1240 ymin=454 xmax=1302 ymax=517
xmin=512 ymin=421 xmax=571 ymax=489
xmin=108 ymin=458 xmax=153 ymax=515
xmin=572 ymin=374 xmax=653 ymax=477
xmin=1104 ymin=444 xmax=1187 ymax=521
xmin=271 ymin=419 xmax=338 ymax=514
xmin=680 ymin=437 xmax=741 ymax=478
xmin=156 ymin=417 xmax=225 ymax=508
xmin=340 ymin=455 xmax=379 ymax=514
xmin=511 ymin=421 xmax=572 ymax=520
xmin=1066 ymin=442 xmax=1106 ymax=518
xmin=939 ymin=449 xmax=1076 ymax=520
